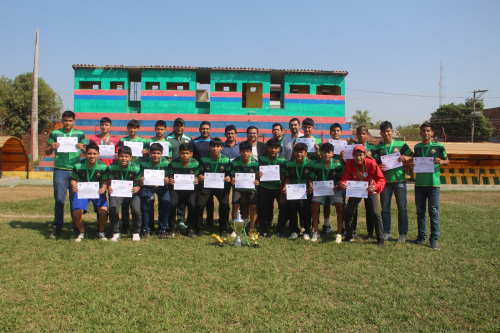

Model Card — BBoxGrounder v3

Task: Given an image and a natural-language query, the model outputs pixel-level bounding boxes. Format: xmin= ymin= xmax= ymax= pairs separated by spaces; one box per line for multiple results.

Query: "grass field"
xmin=0 ymin=185 xmax=499 ymax=332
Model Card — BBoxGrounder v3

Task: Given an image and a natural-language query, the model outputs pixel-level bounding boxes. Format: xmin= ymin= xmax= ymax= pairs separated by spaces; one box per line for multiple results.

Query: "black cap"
xmin=173 ymin=118 xmax=185 ymax=126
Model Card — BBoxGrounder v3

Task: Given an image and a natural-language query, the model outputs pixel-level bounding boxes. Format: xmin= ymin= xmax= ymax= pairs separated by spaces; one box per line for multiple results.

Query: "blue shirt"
xmin=222 ymin=140 xmax=240 ymax=160
xmin=192 ymin=136 xmax=212 ymax=161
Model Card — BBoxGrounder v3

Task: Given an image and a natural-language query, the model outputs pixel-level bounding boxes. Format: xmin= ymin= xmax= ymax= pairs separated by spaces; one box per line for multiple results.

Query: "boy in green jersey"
xmin=283 ymin=143 xmax=315 ymax=240
xmin=106 ymin=146 xmax=142 ymax=242
xmin=411 ymin=123 xmax=448 ymax=250
xmin=258 ymin=137 xmax=287 ymax=237
xmin=309 ymin=142 xmax=344 ymax=242
xmin=46 ymin=110 xmax=87 ymax=238
xmin=139 ymin=143 xmax=171 ymax=239
xmin=196 ymin=138 xmax=232 ymax=237
xmin=167 ymin=143 xmax=200 ymax=239
xmin=376 ymin=121 xmax=413 ymax=243
xmin=230 ymin=141 xmax=260 ymax=230
xmin=293 ymin=117 xmax=322 ymax=161
xmin=70 ymin=144 xmax=109 ymax=242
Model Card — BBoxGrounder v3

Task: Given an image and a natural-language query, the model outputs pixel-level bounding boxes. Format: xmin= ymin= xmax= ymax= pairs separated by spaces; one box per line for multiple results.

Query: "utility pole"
xmin=30 ymin=29 xmax=39 ymax=164
xmin=439 ymin=61 xmax=443 ymax=107
xmin=467 ymin=89 xmax=487 ymax=143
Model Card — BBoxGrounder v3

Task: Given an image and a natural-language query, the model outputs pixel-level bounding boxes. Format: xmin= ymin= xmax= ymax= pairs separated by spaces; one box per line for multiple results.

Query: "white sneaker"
xmin=98 ymin=232 xmax=107 ymax=241
xmin=383 ymin=233 xmax=391 ymax=241
xmin=75 ymin=233 xmax=86 ymax=242
xmin=111 ymin=233 xmax=121 ymax=242
xmin=303 ymin=233 xmax=310 ymax=240
xmin=311 ymin=232 xmax=319 ymax=242
xmin=336 ymin=234 xmax=342 ymax=244
xmin=289 ymin=232 xmax=298 ymax=240
xmin=300 ymin=228 xmax=305 ymax=235
xmin=132 ymin=233 xmax=140 ymax=242
xmin=397 ymin=235 xmax=406 ymax=243
xmin=231 ymin=231 xmax=237 ymax=238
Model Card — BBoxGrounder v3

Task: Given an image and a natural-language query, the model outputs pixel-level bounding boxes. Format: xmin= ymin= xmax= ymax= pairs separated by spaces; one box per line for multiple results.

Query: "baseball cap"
xmin=352 ymin=144 xmax=366 ymax=154
xmin=173 ymin=118 xmax=185 ymax=126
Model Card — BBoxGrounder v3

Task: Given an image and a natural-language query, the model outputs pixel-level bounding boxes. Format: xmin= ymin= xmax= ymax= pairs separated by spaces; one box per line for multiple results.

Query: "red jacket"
xmin=89 ymin=134 xmax=120 ymax=166
xmin=339 ymin=158 xmax=386 ymax=194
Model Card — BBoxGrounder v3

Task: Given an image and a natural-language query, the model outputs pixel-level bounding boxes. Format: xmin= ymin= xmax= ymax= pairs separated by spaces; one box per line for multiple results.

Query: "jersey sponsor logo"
xmin=190 ymin=170 xmax=194 ymax=174
xmin=394 ymin=148 xmax=399 ymax=152
xmin=364 ymin=172 xmax=368 ymax=177
xmin=220 ymin=166 xmax=225 ymax=170
xmin=431 ymin=149 xmax=436 ymax=154
xmin=304 ymin=169 xmax=310 ymax=174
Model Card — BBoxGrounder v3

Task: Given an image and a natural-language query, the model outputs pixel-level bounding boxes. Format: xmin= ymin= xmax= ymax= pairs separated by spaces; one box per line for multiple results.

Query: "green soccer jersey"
xmin=258 ymin=153 xmax=287 ymax=189
xmin=375 ymin=139 xmax=413 ymax=182
xmin=119 ymin=136 xmax=148 ymax=162
xmin=47 ymin=128 xmax=87 ymax=170
xmin=414 ymin=142 xmax=447 ymax=187
xmin=104 ymin=160 xmax=141 ymax=182
xmin=71 ymin=159 xmax=108 ymax=187
xmin=229 ymin=156 xmax=260 ymax=191
xmin=285 ymin=158 xmax=315 ymax=185
xmin=265 ymin=138 xmax=284 ymax=154
xmin=146 ymin=137 xmax=172 ymax=158
xmin=310 ymin=156 xmax=344 ymax=183
xmin=167 ymin=157 xmax=200 ymax=176
xmin=293 ymin=136 xmax=322 ymax=161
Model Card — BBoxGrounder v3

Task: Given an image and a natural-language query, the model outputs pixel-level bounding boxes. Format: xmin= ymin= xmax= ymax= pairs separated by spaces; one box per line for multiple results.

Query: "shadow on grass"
xmin=7 ymin=220 xmax=100 ymax=240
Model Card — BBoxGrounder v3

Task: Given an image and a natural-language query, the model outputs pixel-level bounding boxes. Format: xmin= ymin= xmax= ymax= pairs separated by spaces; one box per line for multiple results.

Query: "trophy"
xmin=211 ymin=233 xmax=226 ymax=247
xmin=249 ymin=230 xmax=260 ymax=248
xmin=231 ymin=210 xmax=249 ymax=247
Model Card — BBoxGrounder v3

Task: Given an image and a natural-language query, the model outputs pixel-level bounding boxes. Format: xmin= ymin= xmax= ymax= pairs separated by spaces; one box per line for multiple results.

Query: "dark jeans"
xmin=380 ymin=182 xmax=408 ymax=236
xmin=286 ymin=193 xmax=312 ymax=234
xmin=121 ymin=203 xmax=130 ymax=226
xmin=109 ymin=194 xmax=142 ymax=234
xmin=345 ymin=194 xmax=383 ymax=242
xmin=353 ymin=201 xmax=375 ymax=236
xmin=415 ymin=186 xmax=440 ymax=241
xmin=141 ymin=187 xmax=171 ymax=232
xmin=170 ymin=189 xmax=198 ymax=231
xmin=195 ymin=185 xmax=230 ymax=233
xmin=52 ymin=168 xmax=75 ymax=231
xmin=258 ymin=187 xmax=286 ymax=234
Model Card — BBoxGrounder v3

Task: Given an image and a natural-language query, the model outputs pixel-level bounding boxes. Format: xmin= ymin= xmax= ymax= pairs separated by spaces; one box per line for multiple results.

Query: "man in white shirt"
xmin=282 ymin=118 xmax=303 ymax=160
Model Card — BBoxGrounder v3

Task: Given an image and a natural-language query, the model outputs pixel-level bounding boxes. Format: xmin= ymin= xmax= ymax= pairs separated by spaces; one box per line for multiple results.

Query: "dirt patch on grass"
xmin=0 ymin=185 xmax=53 ymax=203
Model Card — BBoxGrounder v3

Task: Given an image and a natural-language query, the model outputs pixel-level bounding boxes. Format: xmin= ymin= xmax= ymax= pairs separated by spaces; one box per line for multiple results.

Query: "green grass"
xmin=0 ymin=186 xmax=499 ymax=332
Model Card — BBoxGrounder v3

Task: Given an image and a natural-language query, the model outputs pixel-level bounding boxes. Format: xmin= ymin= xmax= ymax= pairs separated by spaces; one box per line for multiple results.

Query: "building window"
xmin=316 ymin=85 xmax=341 ymax=95
xmin=289 ymin=85 xmax=309 ymax=94
xmin=145 ymin=82 xmax=160 ymax=90
xmin=110 ymin=81 xmax=125 ymax=90
xmin=167 ymin=82 xmax=189 ymax=90
xmin=79 ymin=81 xmax=101 ymax=89
xmin=215 ymin=83 xmax=237 ymax=92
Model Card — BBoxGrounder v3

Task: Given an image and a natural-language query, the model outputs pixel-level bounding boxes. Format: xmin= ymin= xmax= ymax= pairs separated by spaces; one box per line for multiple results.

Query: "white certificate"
xmin=329 ymin=139 xmax=347 ymax=155
xmin=235 ymin=173 xmax=255 ymax=189
xmin=110 ymin=180 xmax=133 ymax=198
xmin=124 ymin=141 xmax=144 ymax=157
xmin=380 ymin=152 xmax=402 ymax=171
xmin=174 ymin=174 xmax=195 ymax=190
xmin=157 ymin=142 xmax=170 ymax=157
xmin=313 ymin=181 xmax=335 ymax=197
xmin=346 ymin=181 xmax=369 ymax=198
xmin=344 ymin=145 xmax=355 ymax=160
xmin=259 ymin=165 xmax=280 ymax=182
xmin=77 ymin=182 xmax=100 ymax=199
xmin=204 ymin=172 xmax=225 ymax=189
xmin=57 ymin=137 xmax=78 ymax=153
xmin=413 ymin=157 xmax=435 ymax=173
xmin=98 ymin=145 xmax=115 ymax=159
xmin=286 ymin=184 xmax=307 ymax=200
xmin=296 ymin=138 xmax=316 ymax=153
xmin=143 ymin=169 xmax=165 ymax=186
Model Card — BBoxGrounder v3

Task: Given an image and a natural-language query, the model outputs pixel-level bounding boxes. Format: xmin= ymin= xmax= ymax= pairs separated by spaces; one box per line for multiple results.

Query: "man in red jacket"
xmin=339 ymin=145 xmax=386 ymax=247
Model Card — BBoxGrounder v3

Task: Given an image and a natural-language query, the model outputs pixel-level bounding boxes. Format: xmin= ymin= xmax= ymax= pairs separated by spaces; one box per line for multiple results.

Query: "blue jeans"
xmin=141 ymin=187 xmax=171 ymax=232
xmin=52 ymin=168 xmax=75 ymax=231
xmin=415 ymin=186 xmax=440 ymax=241
xmin=380 ymin=182 xmax=408 ymax=236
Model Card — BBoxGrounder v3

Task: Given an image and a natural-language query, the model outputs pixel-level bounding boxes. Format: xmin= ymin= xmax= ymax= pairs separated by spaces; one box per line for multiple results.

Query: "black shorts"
xmin=232 ymin=189 xmax=258 ymax=205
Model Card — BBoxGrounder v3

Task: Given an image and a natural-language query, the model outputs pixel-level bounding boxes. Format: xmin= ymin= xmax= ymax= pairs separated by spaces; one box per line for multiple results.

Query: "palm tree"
xmin=351 ymin=109 xmax=372 ymax=128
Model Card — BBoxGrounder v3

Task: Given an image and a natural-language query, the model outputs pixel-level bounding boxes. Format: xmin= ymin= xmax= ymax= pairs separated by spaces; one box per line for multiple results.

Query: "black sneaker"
xmin=344 ymin=237 xmax=354 ymax=243
xmin=188 ymin=229 xmax=197 ymax=239
xmin=321 ymin=226 xmax=333 ymax=234
xmin=50 ymin=226 xmax=61 ymax=239
xmin=377 ymin=240 xmax=385 ymax=248
xmin=141 ymin=229 xmax=149 ymax=238
xmin=122 ymin=225 xmax=129 ymax=235
xmin=166 ymin=230 xmax=175 ymax=239
xmin=412 ymin=238 xmax=425 ymax=245
xmin=261 ymin=233 xmax=267 ymax=238
xmin=220 ymin=231 xmax=228 ymax=238
xmin=158 ymin=230 xmax=167 ymax=240
xmin=430 ymin=240 xmax=440 ymax=250
xmin=196 ymin=230 xmax=203 ymax=238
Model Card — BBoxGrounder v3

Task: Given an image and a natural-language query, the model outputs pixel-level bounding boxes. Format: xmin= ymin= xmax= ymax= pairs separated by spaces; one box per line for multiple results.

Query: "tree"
xmin=350 ymin=109 xmax=372 ymax=128
xmin=396 ymin=123 xmax=421 ymax=141
xmin=429 ymin=101 xmax=494 ymax=142
xmin=0 ymin=73 xmax=63 ymax=135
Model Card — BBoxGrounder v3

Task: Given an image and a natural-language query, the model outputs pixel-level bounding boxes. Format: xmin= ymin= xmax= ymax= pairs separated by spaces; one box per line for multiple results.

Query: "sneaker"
xmin=166 ymin=230 xmax=175 ymax=239
xmin=300 ymin=228 xmax=305 ymax=235
xmin=412 ymin=238 xmax=425 ymax=245
xmin=158 ymin=230 xmax=167 ymax=239
xmin=220 ymin=231 xmax=228 ymax=238
xmin=383 ymin=233 xmax=391 ymax=241
xmin=110 ymin=233 xmax=121 ymax=242
xmin=353 ymin=231 xmax=358 ymax=238
xmin=341 ymin=229 xmax=346 ymax=236
xmin=335 ymin=234 xmax=342 ymax=244
xmin=322 ymin=226 xmax=333 ymax=234
xmin=231 ymin=231 xmax=237 ymax=238
xmin=141 ymin=229 xmax=149 ymax=239
xmin=196 ymin=230 xmax=203 ymax=238
xmin=289 ymin=232 xmax=299 ymax=240
xmin=275 ymin=232 xmax=285 ymax=238
xmin=132 ymin=233 xmax=140 ymax=241
xmin=303 ymin=233 xmax=310 ymax=240
xmin=50 ymin=226 xmax=61 ymax=239
xmin=397 ymin=235 xmax=406 ymax=243
xmin=122 ymin=225 xmax=129 ymax=235
xmin=377 ymin=240 xmax=385 ymax=248
xmin=178 ymin=222 xmax=187 ymax=230
xmin=261 ymin=232 xmax=267 ymax=238
xmin=98 ymin=232 xmax=107 ymax=241
xmin=344 ymin=237 xmax=354 ymax=243
xmin=188 ymin=229 xmax=197 ymax=239
xmin=75 ymin=233 xmax=86 ymax=243
xmin=311 ymin=232 xmax=319 ymax=242
xmin=207 ymin=220 xmax=214 ymax=228
xmin=366 ymin=234 xmax=374 ymax=240
xmin=430 ymin=240 xmax=440 ymax=250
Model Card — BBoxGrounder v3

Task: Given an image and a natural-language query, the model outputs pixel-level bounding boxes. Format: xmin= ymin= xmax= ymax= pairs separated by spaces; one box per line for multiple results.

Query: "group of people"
xmin=47 ymin=111 xmax=448 ymax=249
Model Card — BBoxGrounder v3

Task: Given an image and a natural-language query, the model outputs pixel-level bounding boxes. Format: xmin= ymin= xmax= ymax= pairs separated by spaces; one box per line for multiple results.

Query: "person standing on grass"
xmin=46 ymin=110 xmax=87 ymax=239
xmin=282 ymin=118 xmax=303 ymax=161
xmin=293 ymin=117 xmax=322 ymax=161
xmin=106 ymin=146 xmax=142 ymax=242
xmin=411 ymin=122 xmax=449 ymax=250
xmin=338 ymin=145 xmax=386 ymax=247
xmin=70 ymin=144 xmax=109 ymax=242
xmin=221 ymin=125 xmax=240 ymax=161
xmin=376 ymin=121 xmax=413 ymax=243
xmin=309 ymin=142 xmax=344 ymax=243
xmin=266 ymin=123 xmax=284 ymax=154
xmin=89 ymin=117 xmax=119 ymax=167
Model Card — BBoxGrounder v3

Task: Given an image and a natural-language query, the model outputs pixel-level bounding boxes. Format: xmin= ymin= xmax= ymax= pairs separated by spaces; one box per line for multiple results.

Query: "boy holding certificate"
xmin=257 ymin=137 xmax=287 ymax=237
xmin=293 ymin=118 xmax=322 ymax=161
xmin=70 ymin=144 xmax=109 ymax=242
xmin=89 ymin=117 xmax=119 ymax=166
xmin=139 ymin=143 xmax=171 ymax=239
xmin=309 ymin=142 xmax=344 ymax=242
xmin=411 ymin=123 xmax=448 ymax=250
xmin=105 ymin=146 xmax=142 ymax=242
xmin=229 ymin=141 xmax=260 ymax=231
xmin=146 ymin=120 xmax=172 ymax=161
xmin=376 ymin=121 xmax=413 ymax=243
xmin=338 ymin=145 xmax=386 ymax=247
xmin=46 ymin=110 xmax=87 ymax=238
xmin=196 ymin=138 xmax=232 ymax=237
xmin=283 ymin=143 xmax=315 ymax=240
xmin=167 ymin=143 xmax=200 ymax=239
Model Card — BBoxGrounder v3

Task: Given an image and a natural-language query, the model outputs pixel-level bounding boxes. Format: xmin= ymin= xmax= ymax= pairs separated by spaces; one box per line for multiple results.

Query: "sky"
xmin=1 ymin=0 xmax=499 ymax=126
